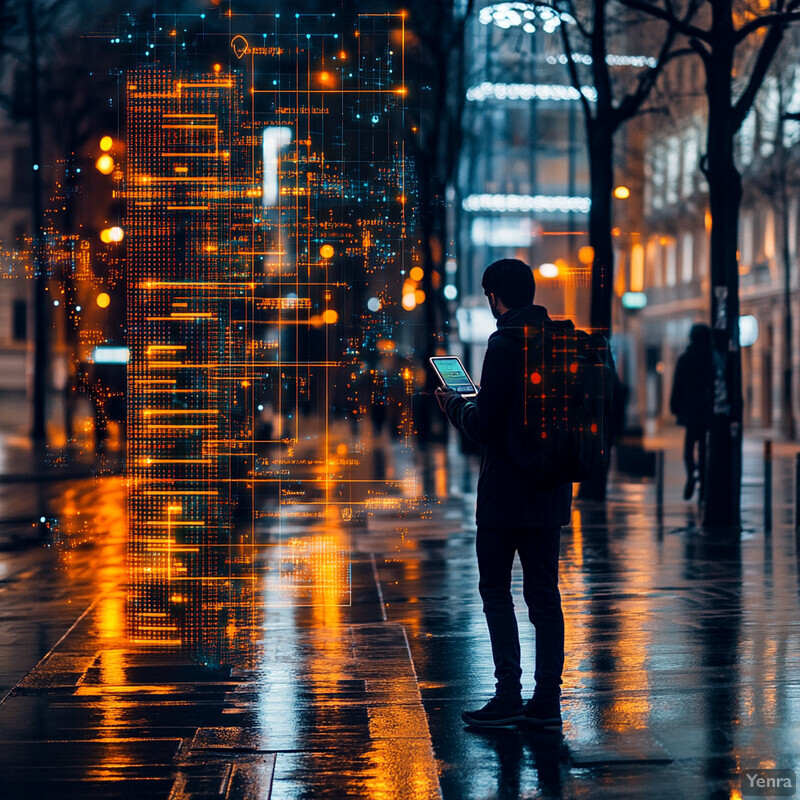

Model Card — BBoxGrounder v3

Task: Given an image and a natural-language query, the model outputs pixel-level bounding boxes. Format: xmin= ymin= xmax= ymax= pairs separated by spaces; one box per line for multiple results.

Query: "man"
xmin=435 ymin=259 xmax=572 ymax=729
xmin=670 ymin=324 xmax=713 ymax=501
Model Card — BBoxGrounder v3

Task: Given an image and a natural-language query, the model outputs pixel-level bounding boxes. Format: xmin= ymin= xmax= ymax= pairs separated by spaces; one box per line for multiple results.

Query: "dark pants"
xmin=476 ymin=525 xmax=564 ymax=700
xmin=683 ymin=424 xmax=708 ymax=483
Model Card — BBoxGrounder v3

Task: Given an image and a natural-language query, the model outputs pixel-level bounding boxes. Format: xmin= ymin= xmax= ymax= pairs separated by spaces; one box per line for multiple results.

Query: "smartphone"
xmin=429 ymin=356 xmax=478 ymax=397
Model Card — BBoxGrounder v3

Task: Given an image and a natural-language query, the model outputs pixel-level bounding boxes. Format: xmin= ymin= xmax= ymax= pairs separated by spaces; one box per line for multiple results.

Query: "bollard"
xmin=656 ymin=449 xmax=664 ymax=517
xmin=795 ymin=454 xmax=800 ymax=530
xmin=764 ymin=440 xmax=772 ymax=531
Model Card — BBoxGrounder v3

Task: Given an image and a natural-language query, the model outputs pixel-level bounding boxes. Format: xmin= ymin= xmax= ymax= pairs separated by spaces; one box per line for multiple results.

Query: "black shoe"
xmin=462 ymin=696 xmax=524 ymax=728
xmin=683 ymin=476 xmax=696 ymax=501
xmin=522 ymin=696 xmax=562 ymax=728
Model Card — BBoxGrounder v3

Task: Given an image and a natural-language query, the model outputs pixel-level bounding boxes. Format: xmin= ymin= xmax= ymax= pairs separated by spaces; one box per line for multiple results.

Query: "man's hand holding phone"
xmin=435 ymin=386 xmax=458 ymax=412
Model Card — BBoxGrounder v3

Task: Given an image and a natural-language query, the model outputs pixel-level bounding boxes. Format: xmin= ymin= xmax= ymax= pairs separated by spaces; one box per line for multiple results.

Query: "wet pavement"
xmin=1 ymin=429 xmax=799 ymax=798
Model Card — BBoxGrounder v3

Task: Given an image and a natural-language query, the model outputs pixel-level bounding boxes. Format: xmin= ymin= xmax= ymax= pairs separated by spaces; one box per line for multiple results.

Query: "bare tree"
xmin=622 ymin=0 xmax=800 ymax=527
xmin=534 ymin=0 xmax=699 ymax=336
xmin=0 ymin=0 xmax=80 ymax=443
xmin=403 ymin=0 xmax=474 ymax=442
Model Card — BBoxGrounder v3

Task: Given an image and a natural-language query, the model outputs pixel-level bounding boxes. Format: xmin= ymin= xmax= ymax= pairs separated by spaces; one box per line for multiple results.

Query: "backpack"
xmin=499 ymin=315 xmax=615 ymax=484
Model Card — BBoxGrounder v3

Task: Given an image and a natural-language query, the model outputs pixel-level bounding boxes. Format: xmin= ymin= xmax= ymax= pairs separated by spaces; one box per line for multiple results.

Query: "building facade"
xmin=617 ymin=49 xmax=800 ymax=433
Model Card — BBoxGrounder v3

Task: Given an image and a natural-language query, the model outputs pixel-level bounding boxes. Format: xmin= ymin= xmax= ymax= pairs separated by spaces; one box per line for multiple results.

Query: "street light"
xmin=538 ymin=263 xmax=559 ymax=278
xmin=95 ymin=154 xmax=115 ymax=175
xmin=100 ymin=226 xmax=124 ymax=243
xmin=613 ymin=185 xmax=631 ymax=199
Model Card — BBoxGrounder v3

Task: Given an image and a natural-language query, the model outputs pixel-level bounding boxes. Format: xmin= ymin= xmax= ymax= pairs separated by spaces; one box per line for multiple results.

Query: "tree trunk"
xmin=26 ymin=0 xmax=47 ymax=443
xmin=703 ymin=52 xmax=743 ymax=529
xmin=415 ymin=160 xmax=447 ymax=444
xmin=587 ymin=120 xmax=615 ymax=336
xmin=781 ymin=199 xmax=795 ymax=440
xmin=777 ymin=110 xmax=796 ymax=440
xmin=580 ymin=119 xmax=614 ymax=501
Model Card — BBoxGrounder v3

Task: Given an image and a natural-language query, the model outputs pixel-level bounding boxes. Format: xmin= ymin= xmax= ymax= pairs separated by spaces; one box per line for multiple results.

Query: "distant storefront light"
xmin=444 ymin=284 xmax=458 ymax=300
xmin=545 ymin=53 xmax=658 ymax=68
xmin=467 ymin=82 xmax=597 ymax=103
xmin=538 ymin=263 xmax=560 ymax=278
xmin=92 ymin=346 xmax=130 ymax=364
xmin=739 ymin=315 xmax=759 ymax=347
xmin=622 ymin=291 xmax=647 ymax=310
xmin=463 ymin=193 xmax=590 ymax=214
xmin=471 ymin=217 xmax=537 ymax=247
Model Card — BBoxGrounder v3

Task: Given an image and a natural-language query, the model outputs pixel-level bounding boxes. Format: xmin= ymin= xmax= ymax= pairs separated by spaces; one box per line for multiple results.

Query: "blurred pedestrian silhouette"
xmin=670 ymin=324 xmax=713 ymax=501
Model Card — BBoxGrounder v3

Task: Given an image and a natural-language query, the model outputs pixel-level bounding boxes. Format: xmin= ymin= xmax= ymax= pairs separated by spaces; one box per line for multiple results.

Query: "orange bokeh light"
xmin=96 ymin=154 xmax=115 ymax=175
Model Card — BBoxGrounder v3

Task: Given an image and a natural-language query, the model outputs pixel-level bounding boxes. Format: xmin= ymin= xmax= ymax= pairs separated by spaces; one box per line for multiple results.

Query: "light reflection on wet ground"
xmin=0 ymin=432 xmax=798 ymax=798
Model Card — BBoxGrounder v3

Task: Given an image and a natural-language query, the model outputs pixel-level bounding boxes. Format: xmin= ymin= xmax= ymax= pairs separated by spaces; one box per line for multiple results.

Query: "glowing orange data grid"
xmin=126 ymin=14 xmax=412 ymax=649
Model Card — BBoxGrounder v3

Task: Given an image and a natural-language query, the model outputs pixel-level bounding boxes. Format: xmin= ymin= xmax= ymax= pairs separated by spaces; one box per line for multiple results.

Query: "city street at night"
xmin=1 ymin=428 xmax=799 ymax=799
xmin=3 ymin=0 xmax=800 ymax=796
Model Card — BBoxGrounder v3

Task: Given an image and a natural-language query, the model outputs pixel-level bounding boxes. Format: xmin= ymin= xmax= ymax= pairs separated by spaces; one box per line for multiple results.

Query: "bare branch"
xmin=735 ymin=7 xmax=800 ymax=42
xmin=558 ymin=0 xmax=594 ymax=40
xmin=591 ymin=0 xmax=613 ymax=112
xmin=613 ymin=0 xmax=702 ymax=126
xmin=558 ymin=4 xmax=593 ymax=120
xmin=661 ymin=45 xmax=697 ymax=63
xmin=688 ymin=35 xmax=711 ymax=65
xmin=614 ymin=20 xmax=678 ymax=125
xmin=733 ymin=21 xmax=786 ymax=129
xmin=617 ymin=0 xmax=711 ymax=42
xmin=634 ymin=104 xmax=676 ymax=117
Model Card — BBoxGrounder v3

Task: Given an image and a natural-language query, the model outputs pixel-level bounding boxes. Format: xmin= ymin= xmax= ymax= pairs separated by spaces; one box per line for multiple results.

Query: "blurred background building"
xmin=2 ymin=1 xmax=800 ymax=445
xmin=615 ymin=29 xmax=800 ymax=435
xmin=453 ymin=3 xmax=591 ymax=376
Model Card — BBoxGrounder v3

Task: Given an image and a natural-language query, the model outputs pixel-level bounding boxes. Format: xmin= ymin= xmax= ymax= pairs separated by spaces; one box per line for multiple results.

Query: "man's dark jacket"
xmin=670 ymin=344 xmax=713 ymax=428
xmin=443 ymin=304 xmax=572 ymax=528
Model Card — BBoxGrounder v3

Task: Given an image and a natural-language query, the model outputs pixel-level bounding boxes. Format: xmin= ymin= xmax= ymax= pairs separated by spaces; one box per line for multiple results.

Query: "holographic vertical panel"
xmin=127 ymin=67 xmax=248 ymax=647
xmin=126 ymin=13 xmax=414 ymax=648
